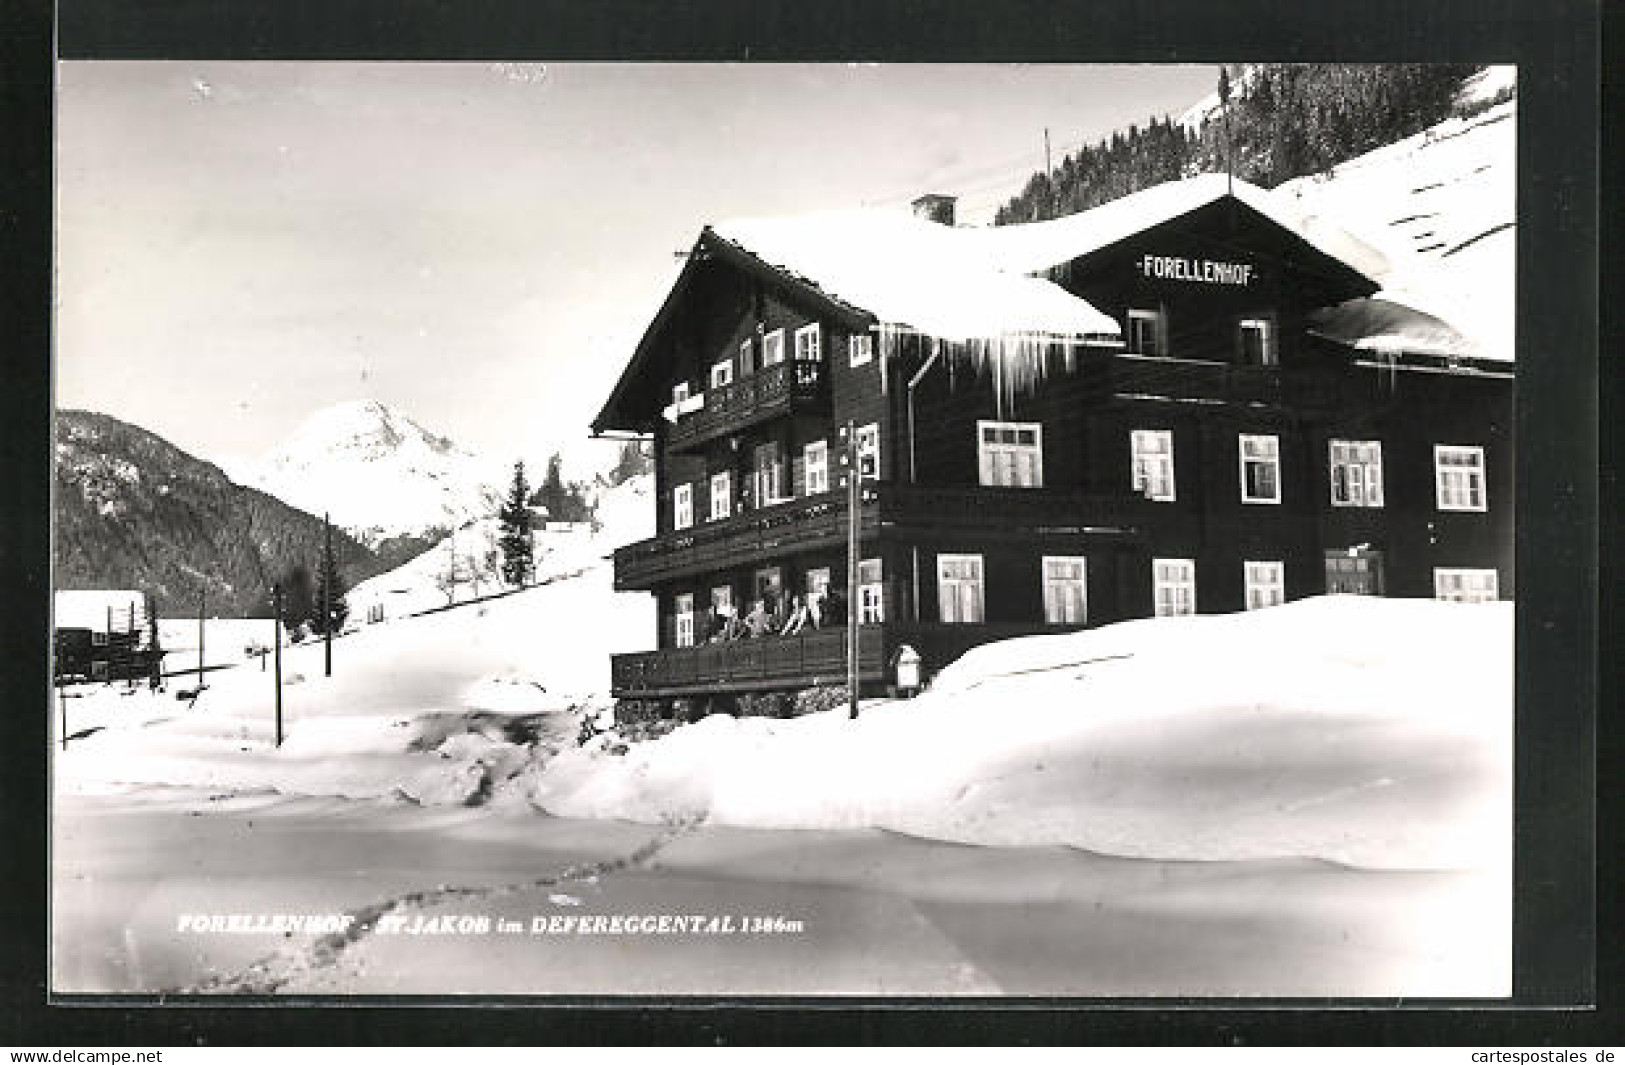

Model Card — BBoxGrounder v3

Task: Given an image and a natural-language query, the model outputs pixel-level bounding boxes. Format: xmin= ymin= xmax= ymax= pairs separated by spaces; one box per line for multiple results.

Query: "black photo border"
xmin=1 ymin=0 xmax=1609 ymax=1046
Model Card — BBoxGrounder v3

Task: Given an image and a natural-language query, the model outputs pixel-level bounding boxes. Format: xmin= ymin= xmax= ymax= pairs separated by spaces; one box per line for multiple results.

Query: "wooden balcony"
xmin=612 ymin=482 xmax=1146 ymax=591
xmin=611 ymin=626 xmax=886 ymax=698
xmin=667 ymin=359 xmax=828 ymax=454
xmin=1104 ymin=355 xmax=1340 ymax=410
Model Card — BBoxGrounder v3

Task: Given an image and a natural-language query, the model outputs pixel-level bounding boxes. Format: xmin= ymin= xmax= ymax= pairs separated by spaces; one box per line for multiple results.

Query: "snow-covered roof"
xmin=709 ymin=211 xmax=1120 ymax=342
xmin=1274 ymin=100 xmax=1515 ymax=361
xmin=1307 ymin=297 xmax=1481 ymax=359
xmin=709 ymin=174 xmax=1388 ymax=345
xmin=949 ymin=173 xmax=1391 ymax=283
xmin=55 ymin=590 xmax=145 ymax=632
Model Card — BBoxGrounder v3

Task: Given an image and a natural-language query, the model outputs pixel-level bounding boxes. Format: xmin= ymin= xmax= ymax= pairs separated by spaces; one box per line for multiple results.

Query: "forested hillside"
xmin=55 ymin=410 xmax=389 ymax=617
xmin=994 ymin=64 xmax=1496 ymax=225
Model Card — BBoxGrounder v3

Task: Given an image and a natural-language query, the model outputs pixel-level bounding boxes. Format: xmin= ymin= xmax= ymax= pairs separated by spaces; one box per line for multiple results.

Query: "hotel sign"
xmin=1138 ymin=254 xmax=1255 ymax=286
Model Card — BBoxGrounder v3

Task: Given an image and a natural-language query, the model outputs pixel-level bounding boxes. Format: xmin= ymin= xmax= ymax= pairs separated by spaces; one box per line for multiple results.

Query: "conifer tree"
xmin=498 ymin=460 xmax=534 ymax=588
xmin=312 ymin=536 xmax=349 ymax=635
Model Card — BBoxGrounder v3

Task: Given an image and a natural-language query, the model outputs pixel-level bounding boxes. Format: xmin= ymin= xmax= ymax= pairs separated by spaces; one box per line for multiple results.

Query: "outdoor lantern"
xmin=894 ymin=644 xmax=921 ymax=696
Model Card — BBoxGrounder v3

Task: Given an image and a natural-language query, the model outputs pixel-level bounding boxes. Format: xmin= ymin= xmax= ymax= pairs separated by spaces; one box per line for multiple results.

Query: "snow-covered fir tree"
xmin=498 ymin=460 xmax=535 ymax=588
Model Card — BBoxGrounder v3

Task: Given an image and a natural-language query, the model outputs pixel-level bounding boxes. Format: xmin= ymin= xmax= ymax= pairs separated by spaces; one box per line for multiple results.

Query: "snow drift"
xmin=533 ymin=597 xmax=1509 ymax=871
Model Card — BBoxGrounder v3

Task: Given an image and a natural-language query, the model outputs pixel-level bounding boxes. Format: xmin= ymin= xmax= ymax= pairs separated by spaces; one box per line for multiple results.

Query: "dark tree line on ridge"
xmin=993 ymin=64 xmax=1493 ymax=226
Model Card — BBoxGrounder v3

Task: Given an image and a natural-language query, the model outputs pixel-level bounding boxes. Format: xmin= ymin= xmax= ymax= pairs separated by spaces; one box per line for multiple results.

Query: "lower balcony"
xmin=608 ymin=620 xmax=1089 ymax=700
xmin=611 ymin=626 xmax=886 ymax=699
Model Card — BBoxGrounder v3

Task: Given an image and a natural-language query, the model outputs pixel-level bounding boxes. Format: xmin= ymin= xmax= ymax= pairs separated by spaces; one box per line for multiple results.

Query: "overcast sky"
xmin=55 ymin=62 xmax=1214 ymax=475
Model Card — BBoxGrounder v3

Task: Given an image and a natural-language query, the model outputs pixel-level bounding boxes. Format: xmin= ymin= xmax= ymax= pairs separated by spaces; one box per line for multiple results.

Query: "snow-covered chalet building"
xmin=592 ymin=175 xmax=1513 ymax=703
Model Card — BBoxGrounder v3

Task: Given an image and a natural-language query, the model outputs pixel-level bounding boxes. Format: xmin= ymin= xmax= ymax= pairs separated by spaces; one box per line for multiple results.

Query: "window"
xmin=754 ymin=567 xmax=782 ymax=601
xmin=977 ymin=421 xmax=1044 ymax=488
xmin=1131 ymin=429 xmax=1176 ymax=501
xmin=1152 ymin=558 xmax=1196 ymax=617
xmin=1239 ymin=317 xmax=1276 ymax=366
xmin=672 ymin=483 xmax=693 ymax=529
xmin=794 ymin=322 xmax=821 ymax=362
xmin=738 ymin=338 xmax=754 ymax=376
xmin=674 ymin=593 xmax=695 ymax=648
xmin=858 ymin=558 xmax=885 ymax=623
xmin=1435 ymin=445 xmax=1487 ymax=511
xmin=1239 ymin=434 xmax=1281 ymax=504
xmin=708 ymin=471 xmax=731 ymax=521
xmin=1244 ymin=560 xmax=1285 ymax=610
xmin=671 ymin=381 xmax=691 ymax=405
xmin=856 ymin=423 xmax=880 ymax=480
xmin=90 ymin=630 xmax=110 ymax=647
xmin=1329 ymin=440 xmax=1384 ymax=508
xmin=1325 ymin=548 xmax=1385 ymax=596
xmin=937 ymin=554 xmax=985 ymax=624
xmin=711 ymin=586 xmax=733 ymax=615
xmin=1042 ymin=556 xmax=1088 ymax=624
xmin=753 ymin=442 xmax=784 ymax=506
xmin=804 ymin=440 xmax=829 ymax=495
xmin=1435 ymin=568 xmax=1498 ymax=603
xmin=762 ymin=328 xmax=786 ymax=367
xmin=710 ymin=359 xmax=734 ymax=389
xmin=1126 ymin=309 xmax=1165 ymax=355
xmin=849 ymin=333 xmax=874 ymax=367
xmin=806 ymin=567 xmax=831 ymax=613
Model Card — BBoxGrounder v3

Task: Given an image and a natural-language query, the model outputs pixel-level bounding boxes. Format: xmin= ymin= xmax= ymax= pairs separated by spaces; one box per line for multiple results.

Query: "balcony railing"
xmin=611 ymin=626 xmax=886 ymax=697
xmin=667 ymin=359 xmax=828 ymax=453
xmin=1104 ymin=354 xmax=1341 ymax=409
xmin=612 ymin=482 xmax=1146 ymax=591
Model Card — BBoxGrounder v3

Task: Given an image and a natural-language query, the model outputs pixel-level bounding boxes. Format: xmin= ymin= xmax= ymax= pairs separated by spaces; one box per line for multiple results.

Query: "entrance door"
xmin=1324 ymin=548 xmax=1385 ymax=596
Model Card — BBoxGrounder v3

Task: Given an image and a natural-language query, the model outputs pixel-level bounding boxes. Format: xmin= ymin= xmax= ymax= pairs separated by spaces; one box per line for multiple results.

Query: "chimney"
xmin=910 ymin=193 xmax=957 ymax=226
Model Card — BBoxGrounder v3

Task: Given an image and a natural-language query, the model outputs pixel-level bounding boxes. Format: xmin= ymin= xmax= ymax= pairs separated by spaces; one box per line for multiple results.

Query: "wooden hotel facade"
xmin=591 ymin=177 xmax=1513 ymax=704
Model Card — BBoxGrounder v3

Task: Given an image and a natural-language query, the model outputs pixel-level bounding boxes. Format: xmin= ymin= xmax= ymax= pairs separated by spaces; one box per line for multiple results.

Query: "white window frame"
xmin=856 ymin=423 xmax=880 ymax=481
xmin=672 ymin=483 xmax=693 ymax=530
xmin=804 ymin=439 xmax=829 ymax=495
xmin=708 ymin=471 xmax=731 ymax=521
xmin=1239 ymin=433 xmax=1282 ymax=505
xmin=1131 ymin=429 xmax=1176 ymax=502
xmin=806 ymin=567 xmax=831 ymax=610
xmin=753 ymin=441 xmax=784 ymax=506
xmin=711 ymin=586 xmax=733 ymax=615
xmin=1329 ymin=439 xmax=1384 ymax=508
xmin=671 ymin=381 xmax=691 ymax=405
xmin=710 ymin=359 xmax=734 ymax=389
xmin=761 ymin=328 xmax=786 ymax=367
xmin=1152 ymin=558 xmax=1196 ymax=617
xmin=937 ymin=553 xmax=985 ymax=625
xmin=858 ymin=558 xmax=885 ymax=624
xmin=977 ymin=420 xmax=1044 ymax=488
xmin=1244 ymin=560 xmax=1285 ymax=610
xmin=1126 ymin=308 xmax=1165 ymax=355
xmin=849 ymin=333 xmax=874 ymax=367
xmin=1434 ymin=567 xmax=1499 ymax=603
xmin=674 ymin=593 xmax=695 ymax=648
xmin=738 ymin=338 xmax=753 ymax=375
xmin=1239 ymin=316 xmax=1277 ymax=366
xmin=1435 ymin=445 xmax=1488 ymax=512
xmin=1041 ymin=555 xmax=1088 ymax=625
xmin=794 ymin=322 xmax=821 ymax=362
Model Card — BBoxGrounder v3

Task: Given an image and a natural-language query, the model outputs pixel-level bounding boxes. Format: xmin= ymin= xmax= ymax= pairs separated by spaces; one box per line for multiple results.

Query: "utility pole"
xmin=272 ymin=585 xmax=284 ymax=748
xmin=58 ymin=679 xmax=67 ymax=751
xmin=197 ymin=590 xmax=206 ymax=688
xmin=845 ymin=419 xmax=860 ymax=721
xmin=323 ymin=512 xmax=333 ymax=677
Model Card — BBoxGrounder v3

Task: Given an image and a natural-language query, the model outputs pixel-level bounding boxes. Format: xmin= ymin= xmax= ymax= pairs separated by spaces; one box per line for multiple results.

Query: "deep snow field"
xmin=58 ymin=590 xmax=1510 ymax=872
xmin=52 ymin=583 xmax=1512 ymax=996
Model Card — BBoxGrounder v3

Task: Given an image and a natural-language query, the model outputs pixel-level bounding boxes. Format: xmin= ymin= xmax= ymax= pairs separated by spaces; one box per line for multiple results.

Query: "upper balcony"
xmin=1103 ymin=354 xmax=1341 ymax=410
xmin=612 ymin=482 xmax=1148 ymax=591
xmin=666 ymin=359 xmax=829 ymax=454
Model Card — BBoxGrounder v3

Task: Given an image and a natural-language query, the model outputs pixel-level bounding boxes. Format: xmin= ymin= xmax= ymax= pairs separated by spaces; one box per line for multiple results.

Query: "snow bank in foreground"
xmin=530 ymin=597 xmax=1510 ymax=871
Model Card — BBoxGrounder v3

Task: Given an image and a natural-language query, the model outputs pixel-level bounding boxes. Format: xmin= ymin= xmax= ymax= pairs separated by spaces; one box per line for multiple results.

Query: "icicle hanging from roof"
xmin=877 ymin=321 xmax=1111 ymax=410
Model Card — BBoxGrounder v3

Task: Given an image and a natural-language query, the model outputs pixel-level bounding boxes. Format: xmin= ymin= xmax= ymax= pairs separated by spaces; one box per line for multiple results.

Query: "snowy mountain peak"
xmin=244 ymin=400 xmax=506 ymax=548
